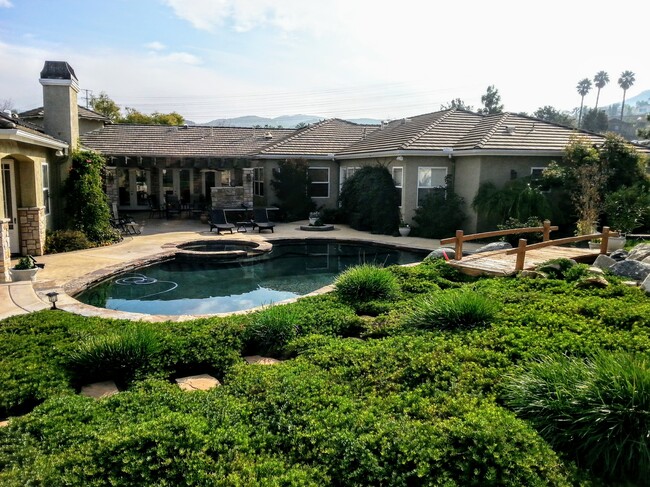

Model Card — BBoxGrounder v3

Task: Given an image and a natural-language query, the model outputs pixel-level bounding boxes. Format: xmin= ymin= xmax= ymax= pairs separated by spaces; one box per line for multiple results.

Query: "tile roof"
xmin=20 ymin=105 xmax=109 ymax=121
xmin=0 ymin=111 xmax=67 ymax=145
xmin=259 ymin=118 xmax=378 ymax=156
xmin=79 ymin=124 xmax=295 ymax=157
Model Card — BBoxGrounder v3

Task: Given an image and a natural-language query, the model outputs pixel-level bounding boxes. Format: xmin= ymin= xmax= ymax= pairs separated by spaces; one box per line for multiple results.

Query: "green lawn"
xmin=0 ymin=259 xmax=648 ymax=486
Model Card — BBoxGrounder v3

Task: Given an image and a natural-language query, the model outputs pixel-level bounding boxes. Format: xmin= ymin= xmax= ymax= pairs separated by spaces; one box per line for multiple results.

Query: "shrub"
xmin=536 ymin=258 xmax=577 ymax=279
xmin=497 ymin=216 xmax=544 ymax=246
xmin=412 ymin=178 xmax=467 ymax=239
xmin=501 ymin=352 xmax=650 ymax=484
xmin=270 ymin=159 xmax=316 ymax=221
xmin=334 ymin=264 xmax=400 ymax=304
xmin=45 ymin=229 xmax=95 ymax=253
xmin=244 ymin=304 xmax=302 ymax=356
xmin=403 ymin=288 xmax=497 ymax=330
xmin=64 ymin=325 xmax=160 ymax=386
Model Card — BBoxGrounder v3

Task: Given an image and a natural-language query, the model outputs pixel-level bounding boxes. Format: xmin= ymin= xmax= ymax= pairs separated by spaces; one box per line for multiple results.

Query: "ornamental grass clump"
xmin=245 ymin=304 xmax=302 ymax=356
xmin=501 ymin=352 xmax=650 ymax=485
xmin=64 ymin=326 xmax=160 ymax=385
xmin=334 ymin=264 xmax=400 ymax=304
xmin=403 ymin=288 xmax=496 ymax=330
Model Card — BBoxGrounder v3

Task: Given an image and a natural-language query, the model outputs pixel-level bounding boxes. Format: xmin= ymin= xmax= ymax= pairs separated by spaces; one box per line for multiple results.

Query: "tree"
xmin=533 ymin=106 xmax=575 ymax=126
xmin=89 ymin=92 xmax=121 ymax=122
xmin=618 ymin=70 xmax=635 ymax=121
xmin=581 ymin=108 xmax=608 ymax=133
xmin=593 ymin=71 xmax=609 ymax=112
xmin=638 ymin=114 xmax=650 ymax=139
xmin=295 ymin=122 xmax=308 ymax=129
xmin=478 ymin=86 xmax=503 ymax=115
xmin=1 ymin=98 xmax=15 ymax=112
xmin=270 ymin=159 xmax=315 ymax=221
xmin=441 ymin=98 xmax=473 ymax=111
xmin=121 ymin=107 xmax=184 ymax=125
xmin=576 ymin=78 xmax=592 ymax=128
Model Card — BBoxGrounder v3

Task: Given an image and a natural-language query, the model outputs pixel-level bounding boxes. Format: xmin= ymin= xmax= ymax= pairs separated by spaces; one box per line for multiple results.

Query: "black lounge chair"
xmin=209 ymin=209 xmax=235 ymax=234
xmin=252 ymin=208 xmax=275 ymax=233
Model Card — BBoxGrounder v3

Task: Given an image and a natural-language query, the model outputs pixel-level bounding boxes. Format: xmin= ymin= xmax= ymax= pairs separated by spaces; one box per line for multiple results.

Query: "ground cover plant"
xmin=1 ymin=259 xmax=649 ymax=485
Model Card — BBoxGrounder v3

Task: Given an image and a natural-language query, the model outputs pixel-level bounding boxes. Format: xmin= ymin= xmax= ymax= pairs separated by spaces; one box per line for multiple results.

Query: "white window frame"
xmin=42 ymin=163 xmax=50 ymax=215
xmin=417 ymin=167 xmax=447 ymax=207
xmin=308 ymin=166 xmax=330 ymax=199
xmin=530 ymin=166 xmax=550 ymax=193
xmin=340 ymin=166 xmax=360 ymax=189
xmin=392 ymin=166 xmax=403 ymax=207
xmin=253 ymin=167 xmax=265 ymax=197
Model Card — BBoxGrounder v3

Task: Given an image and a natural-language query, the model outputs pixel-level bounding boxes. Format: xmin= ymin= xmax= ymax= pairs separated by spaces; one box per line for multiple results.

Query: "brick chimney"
xmin=39 ymin=61 xmax=79 ymax=149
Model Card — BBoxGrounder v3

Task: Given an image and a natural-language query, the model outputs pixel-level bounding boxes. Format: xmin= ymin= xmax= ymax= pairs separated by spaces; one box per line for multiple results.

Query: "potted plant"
xmin=10 ymin=256 xmax=39 ymax=282
xmin=399 ymin=219 xmax=411 ymax=237
xmin=605 ymin=186 xmax=646 ymax=251
xmin=308 ymin=211 xmax=320 ymax=226
xmin=588 ymin=238 xmax=601 ymax=250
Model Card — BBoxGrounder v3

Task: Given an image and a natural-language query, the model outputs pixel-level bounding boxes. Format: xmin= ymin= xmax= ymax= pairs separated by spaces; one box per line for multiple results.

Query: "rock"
xmin=610 ymin=260 xmax=650 ymax=281
xmin=425 ymin=248 xmax=456 ymax=260
xmin=593 ymin=254 xmax=616 ymax=270
xmin=175 ymin=374 xmax=221 ymax=391
xmin=80 ymin=381 xmax=119 ymax=399
xmin=575 ymin=275 xmax=609 ymax=289
xmin=642 ymin=274 xmax=650 ymax=295
xmin=627 ymin=244 xmax=650 ymax=262
xmin=244 ymin=355 xmax=281 ymax=365
xmin=609 ymin=249 xmax=628 ymax=262
xmin=588 ymin=266 xmax=604 ymax=275
xmin=519 ymin=270 xmax=548 ymax=279
xmin=475 ymin=242 xmax=512 ymax=253
xmin=0 ymin=420 xmax=9 ymax=428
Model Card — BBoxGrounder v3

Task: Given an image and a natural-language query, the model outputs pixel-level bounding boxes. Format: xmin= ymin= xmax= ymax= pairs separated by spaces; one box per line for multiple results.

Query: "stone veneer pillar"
xmin=18 ymin=206 xmax=46 ymax=256
xmin=105 ymin=167 xmax=119 ymax=206
xmin=0 ymin=219 xmax=11 ymax=283
xmin=242 ymin=168 xmax=254 ymax=207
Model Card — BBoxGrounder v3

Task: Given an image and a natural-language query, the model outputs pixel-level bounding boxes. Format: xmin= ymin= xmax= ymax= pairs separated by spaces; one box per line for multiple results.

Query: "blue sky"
xmin=0 ymin=0 xmax=647 ymax=123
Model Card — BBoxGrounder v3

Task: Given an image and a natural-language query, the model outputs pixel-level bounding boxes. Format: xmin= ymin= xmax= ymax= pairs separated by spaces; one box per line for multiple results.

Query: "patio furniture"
xmin=208 ymin=209 xmax=235 ymax=234
xmin=252 ymin=208 xmax=276 ymax=233
xmin=148 ymin=194 xmax=163 ymax=219
xmin=165 ymin=195 xmax=181 ymax=219
xmin=111 ymin=202 xmax=141 ymax=235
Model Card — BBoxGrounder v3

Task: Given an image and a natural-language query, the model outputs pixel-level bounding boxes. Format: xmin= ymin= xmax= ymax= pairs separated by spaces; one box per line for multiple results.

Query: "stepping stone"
xmin=80 ymin=380 xmax=119 ymax=399
xmin=175 ymin=374 xmax=221 ymax=391
xmin=244 ymin=355 xmax=281 ymax=365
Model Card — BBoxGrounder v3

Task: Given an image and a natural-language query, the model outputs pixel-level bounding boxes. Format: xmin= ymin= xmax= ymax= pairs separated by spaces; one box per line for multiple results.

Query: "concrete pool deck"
xmin=1 ymin=217 xmax=471 ymax=321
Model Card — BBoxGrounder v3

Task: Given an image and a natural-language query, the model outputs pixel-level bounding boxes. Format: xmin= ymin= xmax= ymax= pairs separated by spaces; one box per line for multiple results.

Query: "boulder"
xmin=80 ymin=381 xmax=119 ymax=399
xmin=592 ymin=254 xmax=616 ymax=271
xmin=519 ymin=270 xmax=548 ymax=279
xmin=575 ymin=275 xmax=609 ymax=289
xmin=609 ymin=249 xmax=628 ymax=262
xmin=244 ymin=355 xmax=281 ymax=365
xmin=627 ymin=244 xmax=650 ymax=262
xmin=642 ymin=274 xmax=650 ymax=295
xmin=610 ymin=260 xmax=650 ymax=281
xmin=475 ymin=242 xmax=512 ymax=253
xmin=425 ymin=248 xmax=456 ymax=260
xmin=175 ymin=374 xmax=221 ymax=391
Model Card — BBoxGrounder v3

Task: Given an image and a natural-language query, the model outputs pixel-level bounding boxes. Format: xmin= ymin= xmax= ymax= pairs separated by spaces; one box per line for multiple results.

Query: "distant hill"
xmin=199 ymin=114 xmax=381 ymax=128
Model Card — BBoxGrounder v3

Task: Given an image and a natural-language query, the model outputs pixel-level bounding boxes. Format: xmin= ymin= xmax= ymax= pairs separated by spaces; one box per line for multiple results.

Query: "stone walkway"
xmin=2 ymin=215 xmax=464 ymax=321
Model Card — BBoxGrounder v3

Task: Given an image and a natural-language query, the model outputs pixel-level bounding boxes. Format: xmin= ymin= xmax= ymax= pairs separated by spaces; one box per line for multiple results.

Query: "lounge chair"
xmin=110 ymin=202 xmax=140 ymax=235
xmin=252 ymin=208 xmax=275 ymax=233
xmin=209 ymin=209 xmax=235 ymax=234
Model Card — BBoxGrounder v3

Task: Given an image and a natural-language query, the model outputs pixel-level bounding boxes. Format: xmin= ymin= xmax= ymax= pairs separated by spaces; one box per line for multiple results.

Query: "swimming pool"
xmin=76 ymin=240 xmax=426 ymax=315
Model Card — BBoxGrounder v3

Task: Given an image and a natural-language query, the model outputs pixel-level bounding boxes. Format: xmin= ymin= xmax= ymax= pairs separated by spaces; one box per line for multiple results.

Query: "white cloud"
xmin=0 ymin=0 xmax=13 ymax=8
xmin=144 ymin=41 xmax=166 ymax=51
xmin=164 ymin=52 xmax=202 ymax=65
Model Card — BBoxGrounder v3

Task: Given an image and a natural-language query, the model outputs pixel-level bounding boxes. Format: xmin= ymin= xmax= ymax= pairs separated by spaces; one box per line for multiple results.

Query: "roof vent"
xmin=401 ymin=118 xmax=411 ymax=125
xmin=264 ymin=132 xmax=273 ymax=139
xmin=362 ymin=127 xmax=367 ymax=139
xmin=505 ymin=125 xmax=516 ymax=135
xmin=3 ymin=109 xmax=12 ymax=116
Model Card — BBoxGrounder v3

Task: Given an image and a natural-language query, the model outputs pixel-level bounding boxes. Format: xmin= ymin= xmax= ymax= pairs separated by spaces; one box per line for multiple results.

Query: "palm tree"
xmin=576 ymin=78 xmax=592 ymax=128
xmin=618 ymin=70 xmax=635 ymax=121
xmin=593 ymin=71 xmax=609 ymax=112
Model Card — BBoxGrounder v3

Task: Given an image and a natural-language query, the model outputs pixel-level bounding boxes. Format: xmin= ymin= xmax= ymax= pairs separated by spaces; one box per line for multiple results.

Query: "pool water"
xmin=76 ymin=241 xmax=426 ymax=315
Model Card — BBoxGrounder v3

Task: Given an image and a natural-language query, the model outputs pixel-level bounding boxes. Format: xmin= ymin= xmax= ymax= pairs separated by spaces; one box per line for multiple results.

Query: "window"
xmin=308 ymin=167 xmax=329 ymax=198
xmin=531 ymin=166 xmax=550 ymax=192
xmin=42 ymin=163 xmax=50 ymax=215
xmin=392 ymin=167 xmax=403 ymax=206
xmin=417 ymin=167 xmax=447 ymax=206
xmin=530 ymin=167 xmax=546 ymax=180
xmin=340 ymin=166 xmax=360 ymax=188
xmin=253 ymin=167 xmax=265 ymax=196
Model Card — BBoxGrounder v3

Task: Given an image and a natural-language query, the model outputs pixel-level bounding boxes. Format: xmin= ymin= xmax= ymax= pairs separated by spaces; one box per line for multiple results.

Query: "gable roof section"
xmin=0 ymin=112 xmax=68 ymax=149
xmin=79 ymin=124 xmax=295 ymax=157
xmin=20 ymin=105 xmax=110 ymax=121
xmin=259 ymin=118 xmax=378 ymax=157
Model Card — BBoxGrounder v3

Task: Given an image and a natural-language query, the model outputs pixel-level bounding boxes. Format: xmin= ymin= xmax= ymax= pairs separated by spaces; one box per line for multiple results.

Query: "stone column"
xmin=0 ymin=219 xmax=11 ymax=283
xmin=105 ymin=167 xmax=119 ymax=206
xmin=18 ymin=206 xmax=46 ymax=256
xmin=243 ymin=168 xmax=254 ymax=207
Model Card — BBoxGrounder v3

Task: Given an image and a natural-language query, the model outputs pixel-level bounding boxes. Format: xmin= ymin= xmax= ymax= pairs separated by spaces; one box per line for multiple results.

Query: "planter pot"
xmin=10 ymin=268 xmax=38 ymax=282
xmin=588 ymin=242 xmax=601 ymax=250
xmin=399 ymin=227 xmax=411 ymax=237
xmin=607 ymin=236 xmax=626 ymax=252
xmin=309 ymin=217 xmax=318 ymax=225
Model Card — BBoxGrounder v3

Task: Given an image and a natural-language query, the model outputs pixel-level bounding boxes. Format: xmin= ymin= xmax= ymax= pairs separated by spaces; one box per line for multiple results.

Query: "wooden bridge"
xmin=440 ymin=221 xmax=618 ymax=276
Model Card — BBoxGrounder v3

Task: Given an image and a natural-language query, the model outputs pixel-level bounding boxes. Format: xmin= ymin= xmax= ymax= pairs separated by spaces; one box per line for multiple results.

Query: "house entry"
xmin=117 ymin=168 xmax=151 ymax=210
xmin=1 ymin=160 xmax=19 ymax=253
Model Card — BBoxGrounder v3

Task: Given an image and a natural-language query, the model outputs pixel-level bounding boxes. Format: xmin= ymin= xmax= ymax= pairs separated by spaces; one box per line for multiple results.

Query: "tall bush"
xmin=339 ymin=166 xmax=400 ymax=235
xmin=64 ymin=150 xmax=117 ymax=243
xmin=413 ymin=176 xmax=467 ymax=238
xmin=270 ymin=159 xmax=315 ymax=221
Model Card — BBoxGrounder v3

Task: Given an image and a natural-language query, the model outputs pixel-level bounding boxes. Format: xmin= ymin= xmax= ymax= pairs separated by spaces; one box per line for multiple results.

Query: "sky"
xmin=0 ymin=0 xmax=648 ymax=124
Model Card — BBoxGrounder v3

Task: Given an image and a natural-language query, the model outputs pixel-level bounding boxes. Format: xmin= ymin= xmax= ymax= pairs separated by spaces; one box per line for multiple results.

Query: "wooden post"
xmin=600 ymin=226 xmax=610 ymax=254
xmin=454 ymin=230 xmax=464 ymax=261
xmin=543 ymin=220 xmax=551 ymax=241
xmin=515 ymin=238 xmax=527 ymax=271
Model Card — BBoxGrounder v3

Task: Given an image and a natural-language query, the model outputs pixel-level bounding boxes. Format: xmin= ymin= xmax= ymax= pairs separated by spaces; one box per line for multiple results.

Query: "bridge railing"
xmin=440 ymin=220 xmax=558 ymax=261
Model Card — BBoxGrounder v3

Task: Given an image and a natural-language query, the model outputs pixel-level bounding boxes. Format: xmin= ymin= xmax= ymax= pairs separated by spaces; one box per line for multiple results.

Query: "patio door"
xmin=2 ymin=160 xmax=19 ymax=253
xmin=160 ymin=169 xmax=193 ymax=205
xmin=117 ymin=168 xmax=150 ymax=210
